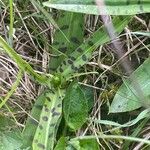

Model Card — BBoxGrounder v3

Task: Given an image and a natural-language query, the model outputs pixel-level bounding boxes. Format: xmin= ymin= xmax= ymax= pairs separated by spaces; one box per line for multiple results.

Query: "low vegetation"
xmin=0 ymin=0 xmax=150 ymax=149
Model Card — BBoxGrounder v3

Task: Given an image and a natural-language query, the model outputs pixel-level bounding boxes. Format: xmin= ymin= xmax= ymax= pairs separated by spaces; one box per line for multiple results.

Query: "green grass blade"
xmin=9 ymin=0 xmax=14 ymax=46
xmin=93 ymin=108 xmax=150 ymax=129
xmin=122 ymin=118 xmax=149 ymax=149
xmin=57 ymin=16 xmax=133 ymax=82
xmin=43 ymin=0 xmax=150 ymax=15
xmin=0 ymin=69 xmax=23 ymax=109
xmin=49 ymin=11 xmax=84 ymax=72
xmin=0 ymin=36 xmax=48 ymax=85
xmin=71 ymin=134 xmax=150 ymax=146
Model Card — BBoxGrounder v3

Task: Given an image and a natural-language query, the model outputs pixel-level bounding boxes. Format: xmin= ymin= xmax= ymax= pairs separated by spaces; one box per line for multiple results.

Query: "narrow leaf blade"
xmin=43 ymin=0 xmax=150 ymax=15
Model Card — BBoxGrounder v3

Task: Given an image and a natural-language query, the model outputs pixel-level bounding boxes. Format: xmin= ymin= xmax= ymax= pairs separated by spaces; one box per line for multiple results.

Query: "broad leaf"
xmin=0 ymin=116 xmax=23 ymax=150
xmin=54 ymin=137 xmax=68 ymax=150
xmin=63 ymin=82 xmax=88 ymax=130
xmin=110 ymin=57 xmax=150 ymax=113
xmin=0 ymin=131 xmax=23 ymax=150
xmin=43 ymin=0 xmax=150 ymax=15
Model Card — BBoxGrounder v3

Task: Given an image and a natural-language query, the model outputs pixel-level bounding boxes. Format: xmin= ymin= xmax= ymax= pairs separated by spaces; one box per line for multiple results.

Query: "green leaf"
xmin=0 ymin=131 xmax=23 ymax=150
xmin=49 ymin=11 xmax=84 ymax=72
xmin=79 ymin=139 xmax=99 ymax=150
xmin=68 ymin=140 xmax=80 ymax=150
xmin=93 ymin=109 xmax=150 ymax=129
xmin=32 ymin=88 xmax=65 ymax=150
xmin=68 ymin=139 xmax=99 ymax=150
xmin=43 ymin=0 xmax=150 ymax=15
xmin=22 ymin=90 xmax=47 ymax=149
xmin=80 ymin=85 xmax=94 ymax=111
xmin=0 ymin=115 xmax=14 ymax=131
xmin=58 ymin=16 xmax=133 ymax=82
xmin=63 ymin=82 xmax=88 ymax=130
xmin=0 ymin=115 xmax=23 ymax=149
xmin=110 ymin=57 xmax=150 ymax=113
xmin=54 ymin=137 xmax=68 ymax=150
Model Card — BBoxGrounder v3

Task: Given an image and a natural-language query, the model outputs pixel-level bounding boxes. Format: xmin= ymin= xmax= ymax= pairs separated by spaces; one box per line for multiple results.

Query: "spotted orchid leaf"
xmin=57 ymin=16 xmax=133 ymax=82
xmin=43 ymin=0 xmax=150 ymax=15
xmin=32 ymin=88 xmax=65 ymax=150
xmin=49 ymin=11 xmax=84 ymax=73
xmin=22 ymin=90 xmax=48 ymax=149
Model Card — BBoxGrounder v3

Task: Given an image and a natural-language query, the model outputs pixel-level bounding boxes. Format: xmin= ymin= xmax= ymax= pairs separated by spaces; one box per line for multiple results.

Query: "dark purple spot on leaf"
xmin=68 ymin=59 xmax=73 ymax=64
xmin=49 ymin=89 xmax=55 ymax=94
xmin=77 ymin=48 xmax=83 ymax=53
xmin=39 ymin=124 xmax=43 ymax=130
xmin=50 ymin=123 xmax=55 ymax=127
xmin=70 ymin=37 xmax=80 ymax=44
xmin=58 ymin=47 xmax=67 ymax=53
xmin=71 ymin=64 xmax=75 ymax=70
xmin=44 ymin=107 xmax=49 ymax=112
xmin=42 ymin=116 xmax=48 ymax=121
xmin=63 ymin=61 xmax=66 ymax=65
xmin=37 ymin=143 xmax=46 ymax=149
xmin=59 ymin=67 xmax=63 ymax=73
xmin=47 ymin=97 xmax=51 ymax=102
xmin=71 ymin=64 xmax=78 ymax=71
xmin=69 ymin=56 xmax=76 ymax=61
xmin=82 ymin=55 xmax=87 ymax=61
xmin=52 ymin=112 xmax=60 ymax=117
xmin=48 ymin=133 xmax=53 ymax=138
xmin=51 ymin=107 xmax=55 ymax=113
xmin=88 ymin=41 xmax=94 ymax=46
xmin=57 ymin=104 xmax=61 ymax=107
